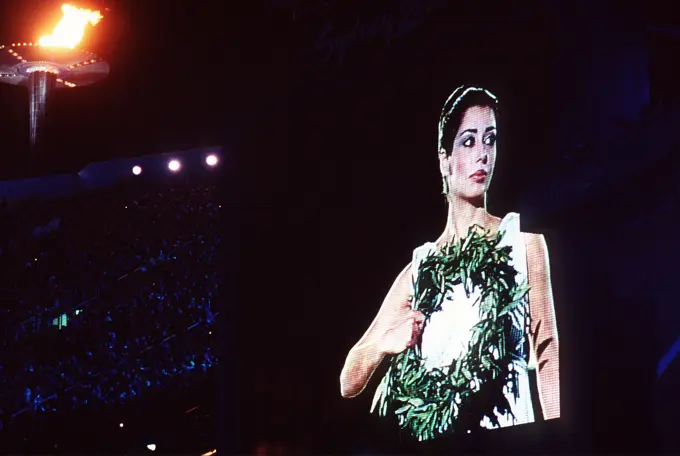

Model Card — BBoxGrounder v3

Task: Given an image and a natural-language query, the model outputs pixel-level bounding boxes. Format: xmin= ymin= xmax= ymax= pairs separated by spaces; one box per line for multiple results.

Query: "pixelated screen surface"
xmin=0 ymin=152 xmax=220 ymax=452
xmin=337 ymin=86 xmax=560 ymax=441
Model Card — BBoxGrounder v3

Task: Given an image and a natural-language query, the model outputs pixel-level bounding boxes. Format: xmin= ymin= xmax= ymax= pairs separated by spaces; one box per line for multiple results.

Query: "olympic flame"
xmin=38 ymin=4 xmax=103 ymax=49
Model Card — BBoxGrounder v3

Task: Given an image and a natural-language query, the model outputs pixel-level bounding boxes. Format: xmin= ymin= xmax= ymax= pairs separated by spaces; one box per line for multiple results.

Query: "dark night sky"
xmin=0 ymin=0 xmax=591 ymax=181
xmin=0 ymin=0 xmax=678 ymax=452
xmin=0 ymin=0 xmax=257 ymax=178
xmin=0 ymin=0 xmax=673 ymax=179
xmin=0 ymin=0 xmax=670 ymax=179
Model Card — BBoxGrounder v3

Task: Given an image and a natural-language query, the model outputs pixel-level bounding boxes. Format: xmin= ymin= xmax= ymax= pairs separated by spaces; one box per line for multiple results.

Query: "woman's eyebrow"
xmin=458 ymin=128 xmax=477 ymax=137
xmin=457 ymin=126 xmax=496 ymax=137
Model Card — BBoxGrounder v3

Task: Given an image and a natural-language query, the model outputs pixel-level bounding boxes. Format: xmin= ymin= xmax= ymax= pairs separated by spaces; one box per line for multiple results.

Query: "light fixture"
xmin=168 ymin=160 xmax=181 ymax=172
xmin=206 ymin=154 xmax=218 ymax=166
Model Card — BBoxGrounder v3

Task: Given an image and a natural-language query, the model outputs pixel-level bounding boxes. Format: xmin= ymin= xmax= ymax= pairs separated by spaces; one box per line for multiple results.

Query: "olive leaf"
xmin=371 ymin=227 xmax=529 ymax=441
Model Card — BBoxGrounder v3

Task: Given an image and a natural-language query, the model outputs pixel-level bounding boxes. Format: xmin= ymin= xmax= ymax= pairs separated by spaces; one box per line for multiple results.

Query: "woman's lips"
xmin=469 ymin=170 xmax=488 ymax=183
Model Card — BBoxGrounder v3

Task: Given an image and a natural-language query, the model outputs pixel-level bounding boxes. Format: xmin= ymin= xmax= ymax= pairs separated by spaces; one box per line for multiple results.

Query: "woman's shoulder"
xmin=484 ymin=211 xmax=508 ymax=234
xmin=412 ymin=241 xmax=438 ymax=265
xmin=521 ymin=230 xmax=550 ymax=271
xmin=523 ymin=231 xmax=547 ymax=250
xmin=497 ymin=213 xmax=548 ymax=251
xmin=496 ymin=211 xmax=520 ymax=225
xmin=505 ymin=212 xmax=545 ymax=244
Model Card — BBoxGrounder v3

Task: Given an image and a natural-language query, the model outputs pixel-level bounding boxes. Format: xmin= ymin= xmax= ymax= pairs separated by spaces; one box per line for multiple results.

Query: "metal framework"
xmin=0 ymin=43 xmax=109 ymax=153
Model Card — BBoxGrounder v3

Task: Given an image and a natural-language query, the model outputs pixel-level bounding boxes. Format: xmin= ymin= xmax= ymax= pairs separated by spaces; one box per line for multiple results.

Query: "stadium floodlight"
xmin=168 ymin=160 xmax=181 ymax=172
xmin=206 ymin=154 xmax=218 ymax=166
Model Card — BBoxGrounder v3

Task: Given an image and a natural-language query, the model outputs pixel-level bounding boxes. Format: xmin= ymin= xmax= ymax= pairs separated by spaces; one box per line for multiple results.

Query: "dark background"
xmin=0 ymin=0 xmax=678 ymax=453
xmin=235 ymin=0 xmax=680 ymax=454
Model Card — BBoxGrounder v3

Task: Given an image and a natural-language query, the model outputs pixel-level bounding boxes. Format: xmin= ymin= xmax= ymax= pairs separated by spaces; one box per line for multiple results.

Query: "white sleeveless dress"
xmin=411 ymin=212 xmax=534 ymax=429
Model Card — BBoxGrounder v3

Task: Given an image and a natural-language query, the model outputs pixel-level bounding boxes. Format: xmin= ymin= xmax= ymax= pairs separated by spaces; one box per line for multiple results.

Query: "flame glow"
xmin=38 ymin=4 xmax=103 ymax=49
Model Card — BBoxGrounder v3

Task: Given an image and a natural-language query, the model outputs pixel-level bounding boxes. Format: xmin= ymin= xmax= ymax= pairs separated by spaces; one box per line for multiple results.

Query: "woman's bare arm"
xmin=526 ymin=233 xmax=560 ymax=420
xmin=340 ymin=263 xmax=416 ymax=398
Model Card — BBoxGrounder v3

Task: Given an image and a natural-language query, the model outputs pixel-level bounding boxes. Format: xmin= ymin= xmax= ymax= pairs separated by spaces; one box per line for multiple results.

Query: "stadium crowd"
xmin=0 ymin=172 xmax=220 ymax=430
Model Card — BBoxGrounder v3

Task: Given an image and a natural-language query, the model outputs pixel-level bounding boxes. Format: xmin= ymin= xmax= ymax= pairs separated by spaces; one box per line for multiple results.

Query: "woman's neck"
xmin=442 ymin=195 xmax=489 ymax=244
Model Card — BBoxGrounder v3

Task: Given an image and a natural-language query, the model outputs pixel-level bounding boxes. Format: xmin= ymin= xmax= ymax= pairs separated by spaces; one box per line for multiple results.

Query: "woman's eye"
xmin=463 ymin=137 xmax=475 ymax=147
xmin=484 ymin=135 xmax=497 ymax=146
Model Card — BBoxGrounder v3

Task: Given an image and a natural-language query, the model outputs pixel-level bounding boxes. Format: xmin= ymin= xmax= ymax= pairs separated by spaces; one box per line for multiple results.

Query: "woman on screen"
xmin=339 ymin=85 xmax=559 ymax=431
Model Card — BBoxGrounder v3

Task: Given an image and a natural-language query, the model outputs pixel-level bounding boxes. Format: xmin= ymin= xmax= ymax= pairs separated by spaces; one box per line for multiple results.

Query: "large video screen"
xmin=338 ymin=86 xmax=560 ymax=441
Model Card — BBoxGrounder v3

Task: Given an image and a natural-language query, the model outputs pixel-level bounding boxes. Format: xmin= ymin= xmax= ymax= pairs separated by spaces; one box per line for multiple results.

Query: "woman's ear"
xmin=439 ymin=148 xmax=450 ymax=177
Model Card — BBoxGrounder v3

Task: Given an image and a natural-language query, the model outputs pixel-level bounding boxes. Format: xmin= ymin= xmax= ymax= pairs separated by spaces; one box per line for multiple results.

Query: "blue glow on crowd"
xmin=0 ymin=165 xmax=219 ymax=431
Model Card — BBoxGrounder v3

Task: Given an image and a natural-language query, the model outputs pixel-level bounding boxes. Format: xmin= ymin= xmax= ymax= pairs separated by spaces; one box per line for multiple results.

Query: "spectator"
xmin=0 ymin=173 xmax=219 ymax=429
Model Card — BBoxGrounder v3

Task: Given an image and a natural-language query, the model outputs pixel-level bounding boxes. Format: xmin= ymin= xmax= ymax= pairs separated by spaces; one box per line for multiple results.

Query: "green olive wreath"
xmin=371 ymin=226 xmax=531 ymax=441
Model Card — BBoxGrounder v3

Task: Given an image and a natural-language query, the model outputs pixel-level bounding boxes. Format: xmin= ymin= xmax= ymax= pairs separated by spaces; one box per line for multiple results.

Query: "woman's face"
xmin=440 ymin=105 xmax=497 ymax=203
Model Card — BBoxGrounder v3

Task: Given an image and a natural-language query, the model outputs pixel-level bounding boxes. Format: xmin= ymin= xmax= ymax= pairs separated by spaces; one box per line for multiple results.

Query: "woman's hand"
xmin=378 ymin=310 xmax=426 ymax=356
xmin=340 ymin=262 xmax=415 ymax=398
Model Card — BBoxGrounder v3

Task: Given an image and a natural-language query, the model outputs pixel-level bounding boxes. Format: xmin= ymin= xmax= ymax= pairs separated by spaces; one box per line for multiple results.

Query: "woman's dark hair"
xmin=438 ymin=86 xmax=499 ymax=157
